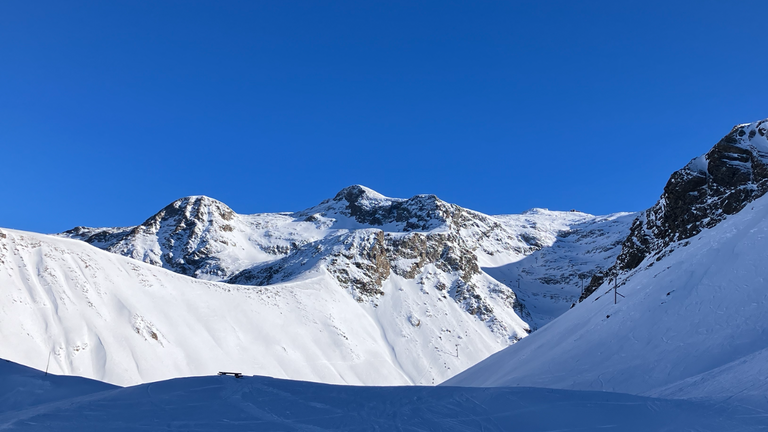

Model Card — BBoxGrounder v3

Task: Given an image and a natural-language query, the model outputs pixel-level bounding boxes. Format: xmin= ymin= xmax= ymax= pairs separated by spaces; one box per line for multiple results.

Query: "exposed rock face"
xmin=229 ymin=229 xmax=393 ymax=299
xmin=581 ymin=119 xmax=768 ymax=301
xmin=228 ymin=188 xmax=521 ymax=331
xmin=300 ymin=185 xmax=544 ymax=255
xmin=388 ymin=232 xmax=479 ymax=281
xmin=328 ymin=186 xmax=448 ymax=231
xmin=65 ymin=196 xmax=243 ymax=279
xmin=60 ymin=185 xmax=628 ymax=340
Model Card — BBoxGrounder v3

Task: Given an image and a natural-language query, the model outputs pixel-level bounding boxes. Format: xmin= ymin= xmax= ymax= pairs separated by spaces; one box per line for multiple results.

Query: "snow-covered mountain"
xmin=7 ymin=111 xmax=768 ymax=418
xmin=0 ymin=227 xmax=501 ymax=386
xmin=447 ymin=119 xmax=768 ymax=409
xmin=0 ymin=188 xmax=628 ymax=387
xmin=62 ymin=195 xmax=291 ymax=281
xmin=62 ymin=185 xmax=631 ymax=332
xmin=582 ymin=118 xmax=768 ymax=300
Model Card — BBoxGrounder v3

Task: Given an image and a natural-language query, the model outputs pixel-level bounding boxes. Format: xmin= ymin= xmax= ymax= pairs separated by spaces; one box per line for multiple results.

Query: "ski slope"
xmin=447 ymin=190 xmax=768 ymax=409
xmin=0 ymin=359 xmax=763 ymax=432
xmin=0 ymin=359 xmax=115 ymax=414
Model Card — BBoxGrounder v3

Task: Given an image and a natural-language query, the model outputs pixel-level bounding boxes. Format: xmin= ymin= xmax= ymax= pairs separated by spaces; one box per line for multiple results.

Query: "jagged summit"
xmin=296 ymin=185 xmax=452 ymax=232
xmin=332 ymin=184 xmax=390 ymax=203
xmin=160 ymin=195 xmax=235 ymax=218
xmin=64 ymin=196 xmax=235 ymax=245
xmin=136 ymin=195 xmax=236 ymax=233
xmin=63 ymin=195 xmax=260 ymax=280
xmin=643 ymin=118 xmax=768 ymax=242
xmin=110 ymin=195 xmax=241 ymax=278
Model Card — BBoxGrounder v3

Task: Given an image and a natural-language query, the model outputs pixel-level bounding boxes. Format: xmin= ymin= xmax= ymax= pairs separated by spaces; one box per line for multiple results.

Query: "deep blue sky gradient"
xmin=1 ymin=1 xmax=766 ymax=232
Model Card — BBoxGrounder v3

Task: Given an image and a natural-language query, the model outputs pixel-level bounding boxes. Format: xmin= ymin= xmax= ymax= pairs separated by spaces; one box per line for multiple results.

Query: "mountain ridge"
xmin=447 ymin=117 xmax=768 ymax=410
xmin=0 ymin=187 xmax=631 ymax=386
xmin=61 ymin=186 xmax=632 ymax=332
xmin=582 ymin=118 xmax=768 ymax=300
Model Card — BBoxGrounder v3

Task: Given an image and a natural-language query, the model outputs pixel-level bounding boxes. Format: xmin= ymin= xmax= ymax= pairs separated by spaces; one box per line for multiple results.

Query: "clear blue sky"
xmin=1 ymin=1 xmax=766 ymax=233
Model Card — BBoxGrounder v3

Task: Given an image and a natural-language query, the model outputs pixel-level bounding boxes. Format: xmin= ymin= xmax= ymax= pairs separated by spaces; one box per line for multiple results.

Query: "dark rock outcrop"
xmin=62 ymin=226 xmax=132 ymax=249
xmin=91 ymin=196 xmax=241 ymax=279
xmin=322 ymin=185 xmax=451 ymax=231
xmin=581 ymin=119 xmax=768 ymax=301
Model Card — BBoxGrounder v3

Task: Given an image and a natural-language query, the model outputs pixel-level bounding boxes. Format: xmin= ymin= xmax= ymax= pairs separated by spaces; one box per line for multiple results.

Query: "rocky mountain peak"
xmin=581 ymin=118 xmax=768 ymax=300
xmin=58 ymin=185 xmax=630 ymax=339
xmin=299 ymin=185 xmax=452 ymax=232
xmin=101 ymin=196 xmax=242 ymax=279
xmin=332 ymin=184 xmax=390 ymax=205
xmin=143 ymin=195 xmax=236 ymax=230
xmin=60 ymin=196 xmax=237 ymax=252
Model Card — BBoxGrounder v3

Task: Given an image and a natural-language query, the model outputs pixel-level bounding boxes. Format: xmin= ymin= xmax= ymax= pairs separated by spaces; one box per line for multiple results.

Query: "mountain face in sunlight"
xmin=0 ymin=186 xmax=630 ymax=387
xmin=62 ymin=185 xmax=632 ymax=332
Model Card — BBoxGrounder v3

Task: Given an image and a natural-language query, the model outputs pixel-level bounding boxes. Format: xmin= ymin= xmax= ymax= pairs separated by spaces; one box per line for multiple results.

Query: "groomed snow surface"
xmin=1 ymin=359 xmax=764 ymax=431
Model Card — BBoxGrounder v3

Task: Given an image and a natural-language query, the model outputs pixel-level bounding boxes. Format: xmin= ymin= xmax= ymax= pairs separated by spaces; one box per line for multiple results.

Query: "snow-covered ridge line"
xmin=59 ymin=185 xmax=631 ymax=332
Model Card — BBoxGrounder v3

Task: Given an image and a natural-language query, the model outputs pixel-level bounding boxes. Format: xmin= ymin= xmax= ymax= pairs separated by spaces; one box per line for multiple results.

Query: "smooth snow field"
xmin=0 ymin=359 xmax=765 ymax=432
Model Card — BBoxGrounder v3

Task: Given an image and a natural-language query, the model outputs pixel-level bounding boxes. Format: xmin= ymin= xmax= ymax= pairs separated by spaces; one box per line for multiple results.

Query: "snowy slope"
xmin=447 ymin=190 xmax=768 ymax=396
xmin=6 ymin=186 xmax=632 ymax=387
xmin=447 ymin=119 xmax=768 ymax=407
xmin=0 ymin=228 xmax=533 ymax=387
xmin=0 ymin=186 xmax=632 ymax=387
xmin=0 ymin=359 xmax=115 ymax=413
xmin=0 ymin=360 xmax=763 ymax=432
xmin=649 ymin=346 xmax=768 ymax=410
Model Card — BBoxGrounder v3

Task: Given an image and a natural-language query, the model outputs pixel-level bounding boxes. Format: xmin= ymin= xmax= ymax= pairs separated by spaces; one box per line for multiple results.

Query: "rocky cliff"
xmin=582 ymin=119 xmax=768 ymax=300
